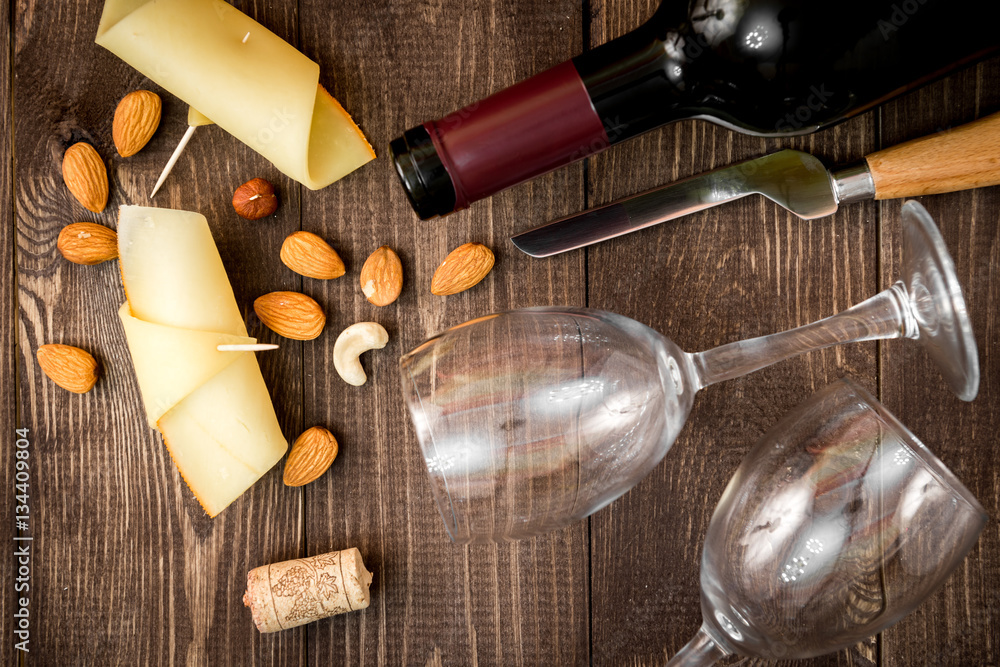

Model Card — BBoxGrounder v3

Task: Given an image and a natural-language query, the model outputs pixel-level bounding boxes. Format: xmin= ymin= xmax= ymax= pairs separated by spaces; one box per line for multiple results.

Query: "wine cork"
xmin=242 ymin=547 xmax=373 ymax=633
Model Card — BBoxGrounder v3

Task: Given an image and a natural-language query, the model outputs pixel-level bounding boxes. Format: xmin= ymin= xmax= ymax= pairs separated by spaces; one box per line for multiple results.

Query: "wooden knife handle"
xmin=865 ymin=111 xmax=1000 ymax=200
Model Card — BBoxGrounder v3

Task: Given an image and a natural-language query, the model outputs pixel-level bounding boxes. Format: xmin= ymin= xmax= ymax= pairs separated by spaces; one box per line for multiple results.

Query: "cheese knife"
xmin=511 ymin=112 xmax=1000 ymax=257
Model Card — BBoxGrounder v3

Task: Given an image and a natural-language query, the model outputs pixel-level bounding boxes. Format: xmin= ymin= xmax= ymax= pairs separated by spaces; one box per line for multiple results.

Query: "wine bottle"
xmin=390 ymin=0 xmax=1000 ymax=220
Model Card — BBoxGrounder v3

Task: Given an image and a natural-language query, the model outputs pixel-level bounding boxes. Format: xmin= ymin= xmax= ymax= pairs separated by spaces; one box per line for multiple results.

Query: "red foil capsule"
xmin=392 ymin=61 xmax=608 ymax=220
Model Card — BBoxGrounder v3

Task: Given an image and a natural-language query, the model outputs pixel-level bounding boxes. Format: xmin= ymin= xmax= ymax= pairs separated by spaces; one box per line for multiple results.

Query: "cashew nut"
xmin=333 ymin=322 xmax=389 ymax=386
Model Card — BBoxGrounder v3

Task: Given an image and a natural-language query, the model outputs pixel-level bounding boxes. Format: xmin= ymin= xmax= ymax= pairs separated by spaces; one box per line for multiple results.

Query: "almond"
xmin=431 ymin=242 xmax=495 ymax=295
xmin=283 ymin=426 xmax=339 ymax=487
xmin=280 ymin=231 xmax=345 ymax=279
xmin=57 ymin=222 xmax=118 ymax=265
xmin=232 ymin=177 xmax=278 ymax=220
xmin=112 ymin=90 xmax=162 ymax=157
xmin=253 ymin=291 xmax=326 ymax=340
xmin=36 ymin=344 xmax=99 ymax=393
xmin=62 ymin=143 xmax=108 ymax=213
xmin=359 ymin=245 xmax=403 ymax=306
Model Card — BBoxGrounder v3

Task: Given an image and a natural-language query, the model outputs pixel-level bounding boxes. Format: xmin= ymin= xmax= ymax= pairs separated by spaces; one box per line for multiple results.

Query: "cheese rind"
xmin=118 ymin=205 xmax=288 ymax=517
xmin=96 ymin=0 xmax=375 ymax=190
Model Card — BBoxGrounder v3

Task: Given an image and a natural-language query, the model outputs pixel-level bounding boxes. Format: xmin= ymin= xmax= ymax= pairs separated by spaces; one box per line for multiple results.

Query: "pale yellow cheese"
xmin=118 ymin=303 xmax=255 ymax=427
xmin=117 ymin=206 xmax=247 ymax=335
xmin=187 ymin=107 xmax=213 ymax=127
xmin=118 ymin=205 xmax=287 ymax=517
xmin=96 ymin=0 xmax=375 ymax=190
xmin=158 ymin=356 xmax=288 ymax=518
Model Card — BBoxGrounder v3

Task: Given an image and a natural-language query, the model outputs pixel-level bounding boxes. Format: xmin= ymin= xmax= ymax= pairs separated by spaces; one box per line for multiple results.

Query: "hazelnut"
xmin=232 ymin=178 xmax=278 ymax=220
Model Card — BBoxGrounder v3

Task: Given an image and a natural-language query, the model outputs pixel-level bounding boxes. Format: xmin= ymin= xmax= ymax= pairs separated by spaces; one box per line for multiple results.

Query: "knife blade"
xmin=510 ymin=112 xmax=1000 ymax=257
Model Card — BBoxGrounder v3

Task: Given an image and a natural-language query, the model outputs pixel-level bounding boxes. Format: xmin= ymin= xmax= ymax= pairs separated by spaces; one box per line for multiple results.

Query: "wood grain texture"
xmin=877 ymin=59 xmax=1000 ymax=667
xmin=585 ymin=1 xmax=875 ymax=664
xmin=6 ymin=1 xmax=1000 ymax=665
xmin=14 ymin=1 xmax=303 ymax=663
xmin=296 ymin=0 xmax=589 ymax=664
xmin=0 ymin=0 xmax=15 ymax=662
xmin=867 ymin=110 xmax=1000 ymax=199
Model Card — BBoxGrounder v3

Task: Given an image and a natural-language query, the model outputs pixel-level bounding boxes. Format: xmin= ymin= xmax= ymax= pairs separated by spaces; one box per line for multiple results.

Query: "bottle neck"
xmin=428 ymin=60 xmax=612 ymax=212
xmin=391 ymin=0 xmax=1000 ymax=219
xmin=390 ymin=58 xmax=614 ymax=220
xmin=573 ymin=7 xmax=690 ymax=144
xmin=389 ymin=6 xmax=688 ymax=220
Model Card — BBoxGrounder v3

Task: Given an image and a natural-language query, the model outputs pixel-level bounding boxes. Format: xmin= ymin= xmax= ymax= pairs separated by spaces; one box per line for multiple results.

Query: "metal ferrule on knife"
xmin=830 ymin=163 xmax=876 ymax=205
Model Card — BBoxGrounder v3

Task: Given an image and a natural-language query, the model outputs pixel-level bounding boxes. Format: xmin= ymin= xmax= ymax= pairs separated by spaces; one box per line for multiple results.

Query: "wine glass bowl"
xmin=400 ymin=202 xmax=978 ymax=543
xmin=400 ymin=309 xmax=692 ymax=542
xmin=678 ymin=379 xmax=987 ymax=664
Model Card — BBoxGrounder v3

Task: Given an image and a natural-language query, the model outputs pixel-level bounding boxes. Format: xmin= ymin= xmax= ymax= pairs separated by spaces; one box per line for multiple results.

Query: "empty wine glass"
xmin=667 ymin=378 xmax=987 ymax=665
xmin=399 ymin=201 xmax=978 ymax=543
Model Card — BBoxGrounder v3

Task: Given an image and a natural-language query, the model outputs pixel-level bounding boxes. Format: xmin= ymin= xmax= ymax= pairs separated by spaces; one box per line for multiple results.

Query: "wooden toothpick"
xmin=150 ymin=106 xmax=215 ymax=199
xmin=149 ymin=125 xmax=197 ymax=199
xmin=217 ymin=344 xmax=279 ymax=352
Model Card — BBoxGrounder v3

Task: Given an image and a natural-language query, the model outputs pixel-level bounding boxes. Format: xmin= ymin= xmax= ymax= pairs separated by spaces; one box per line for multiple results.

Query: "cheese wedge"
xmin=118 ymin=205 xmax=287 ymax=517
xmin=96 ymin=0 xmax=375 ymax=190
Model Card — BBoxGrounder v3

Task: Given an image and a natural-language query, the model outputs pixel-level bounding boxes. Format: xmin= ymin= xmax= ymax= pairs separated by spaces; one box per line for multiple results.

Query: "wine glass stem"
xmin=666 ymin=624 xmax=730 ymax=666
xmin=691 ymin=282 xmax=918 ymax=390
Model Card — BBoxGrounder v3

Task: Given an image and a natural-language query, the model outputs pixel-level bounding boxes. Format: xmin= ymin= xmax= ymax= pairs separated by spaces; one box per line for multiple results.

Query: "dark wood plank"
xmin=13 ymin=1 xmax=303 ymax=663
xmin=585 ymin=2 xmax=880 ymax=665
xmin=10 ymin=1 xmax=1000 ymax=664
xmin=297 ymin=0 xmax=589 ymax=664
xmin=0 ymin=0 xmax=15 ymax=662
xmin=878 ymin=58 xmax=1000 ymax=667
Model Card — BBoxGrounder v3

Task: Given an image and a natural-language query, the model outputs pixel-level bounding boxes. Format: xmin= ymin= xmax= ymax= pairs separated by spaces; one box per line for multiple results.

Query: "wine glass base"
xmin=900 ymin=200 xmax=979 ymax=401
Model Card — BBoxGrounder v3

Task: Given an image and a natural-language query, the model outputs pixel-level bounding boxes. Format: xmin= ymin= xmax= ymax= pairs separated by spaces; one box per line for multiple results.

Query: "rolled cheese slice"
xmin=118 ymin=205 xmax=287 ymax=517
xmin=96 ymin=0 xmax=375 ymax=190
xmin=118 ymin=303 xmax=255 ymax=427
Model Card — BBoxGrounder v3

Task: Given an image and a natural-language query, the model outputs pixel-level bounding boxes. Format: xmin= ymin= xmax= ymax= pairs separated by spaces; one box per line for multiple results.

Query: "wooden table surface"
xmin=3 ymin=1 xmax=998 ymax=665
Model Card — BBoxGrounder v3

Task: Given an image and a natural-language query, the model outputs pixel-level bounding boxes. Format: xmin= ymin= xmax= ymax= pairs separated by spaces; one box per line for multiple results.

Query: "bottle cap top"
xmin=389 ymin=125 xmax=457 ymax=220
